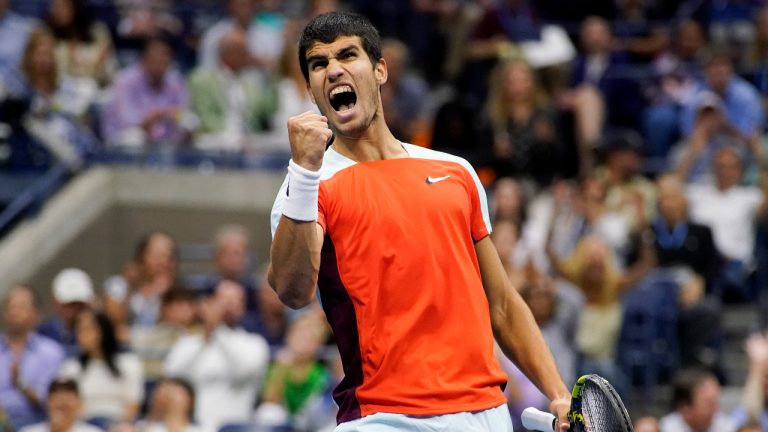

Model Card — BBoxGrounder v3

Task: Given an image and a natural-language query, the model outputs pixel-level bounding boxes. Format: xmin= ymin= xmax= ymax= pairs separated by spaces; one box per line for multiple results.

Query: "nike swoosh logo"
xmin=426 ymin=175 xmax=450 ymax=184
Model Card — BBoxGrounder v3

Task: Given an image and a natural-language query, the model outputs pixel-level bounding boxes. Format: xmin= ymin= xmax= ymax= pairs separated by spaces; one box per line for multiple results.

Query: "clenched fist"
xmin=287 ymin=112 xmax=334 ymax=171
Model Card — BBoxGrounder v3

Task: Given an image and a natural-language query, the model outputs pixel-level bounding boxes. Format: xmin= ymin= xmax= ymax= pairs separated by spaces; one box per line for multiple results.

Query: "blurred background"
xmin=1 ymin=0 xmax=768 ymax=431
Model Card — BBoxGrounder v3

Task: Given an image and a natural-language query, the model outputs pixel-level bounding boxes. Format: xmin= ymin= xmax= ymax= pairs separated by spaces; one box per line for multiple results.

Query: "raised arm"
xmin=475 ymin=237 xmax=571 ymax=431
xmin=268 ymin=112 xmax=333 ymax=309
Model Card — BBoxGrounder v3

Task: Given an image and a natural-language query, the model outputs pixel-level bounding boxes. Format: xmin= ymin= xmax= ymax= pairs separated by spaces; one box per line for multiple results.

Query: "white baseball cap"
xmin=52 ymin=268 xmax=95 ymax=304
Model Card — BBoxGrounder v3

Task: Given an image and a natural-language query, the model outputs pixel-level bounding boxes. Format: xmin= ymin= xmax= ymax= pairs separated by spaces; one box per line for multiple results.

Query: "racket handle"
xmin=522 ymin=407 xmax=556 ymax=431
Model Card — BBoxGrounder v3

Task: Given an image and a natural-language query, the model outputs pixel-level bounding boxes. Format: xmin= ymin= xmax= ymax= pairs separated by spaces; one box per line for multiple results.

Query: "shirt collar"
xmin=0 ymin=332 xmax=38 ymax=350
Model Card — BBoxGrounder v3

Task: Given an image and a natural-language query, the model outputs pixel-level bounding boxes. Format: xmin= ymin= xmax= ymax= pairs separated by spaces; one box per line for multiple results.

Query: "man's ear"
xmin=306 ymin=82 xmax=316 ymax=104
xmin=375 ymin=58 xmax=388 ymax=85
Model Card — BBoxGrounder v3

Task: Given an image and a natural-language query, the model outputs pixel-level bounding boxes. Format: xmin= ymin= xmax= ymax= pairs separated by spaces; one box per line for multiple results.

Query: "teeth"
xmin=331 ymin=85 xmax=353 ymax=96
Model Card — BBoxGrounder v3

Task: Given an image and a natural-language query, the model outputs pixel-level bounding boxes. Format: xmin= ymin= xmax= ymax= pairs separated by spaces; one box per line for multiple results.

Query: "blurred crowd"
xmin=3 ymin=0 xmax=768 ymax=431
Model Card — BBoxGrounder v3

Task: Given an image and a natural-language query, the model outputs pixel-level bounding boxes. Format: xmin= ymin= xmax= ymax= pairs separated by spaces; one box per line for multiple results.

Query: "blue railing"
xmin=0 ymin=163 xmax=71 ymax=235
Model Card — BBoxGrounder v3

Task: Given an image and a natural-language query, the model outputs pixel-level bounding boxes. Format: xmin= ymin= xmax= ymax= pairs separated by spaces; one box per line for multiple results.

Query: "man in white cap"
xmin=37 ymin=268 xmax=96 ymax=357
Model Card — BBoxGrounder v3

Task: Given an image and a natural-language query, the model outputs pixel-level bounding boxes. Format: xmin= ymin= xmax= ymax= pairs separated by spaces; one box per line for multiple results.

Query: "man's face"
xmin=681 ymin=379 xmax=720 ymax=430
xmin=48 ymin=391 xmax=81 ymax=430
xmin=3 ymin=289 xmax=38 ymax=335
xmin=215 ymin=281 xmax=246 ymax=327
xmin=305 ymin=36 xmax=387 ymax=138
xmin=216 ymin=236 xmax=249 ymax=279
xmin=706 ymin=60 xmax=732 ymax=94
xmin=657 ymin=179 xmax=687 ymax=223
xmin=57 ymin=301 xmax=89 ymax=327
xmin=580 ymin=17 xmax=612 ymax=55
xmin=714 ymin=149 xmax=743 ymax=190
xmin=143 ymin=43 xmax=172 ymax=86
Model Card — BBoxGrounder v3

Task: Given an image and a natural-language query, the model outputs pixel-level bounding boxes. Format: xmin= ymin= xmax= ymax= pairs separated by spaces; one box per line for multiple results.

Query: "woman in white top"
xmin=58 ymin=311 xmax=145 ymax=425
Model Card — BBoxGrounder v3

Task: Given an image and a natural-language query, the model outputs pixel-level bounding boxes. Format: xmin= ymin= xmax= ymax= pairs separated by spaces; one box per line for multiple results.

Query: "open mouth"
xmin=330 ymin=85 xmax=357 ymax=112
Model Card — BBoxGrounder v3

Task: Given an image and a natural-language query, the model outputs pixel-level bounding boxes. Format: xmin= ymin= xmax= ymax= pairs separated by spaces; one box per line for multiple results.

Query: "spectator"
xmin=258 ymin=312 xmax=330 ymax=429
xmin=686 ymin=147 xmax=768 ymax=301
xmin=198 ymin=0 xmax=285 ymax=73
xmin=104 ymin=231 xmax=178 ymax=340
xmin=461 ymin=0 xmax=539 ymax=103
xmin=380 ymin=38 xmax=428 ymax=143
xmin=58 ymin=310 xmax=145 ymax=426
xmin=38 ymin=268 xmax=97 ymax=357
xmin=659 ymin=368 xmax=737 ymax=432
xmin=558 ymin=16 xmax=645 ymax=176
xmin=643 ymin=19 xmax=709 ymax=159
xmin=11 ymin=27 xmax=98 ymax=169
xmin=136 ymin=377 xmax=206 ymax=432
xmin=112 ymin=0 xmax=183 ymax=65
xmin=0 ymin=286 xmax=66 ymax=431
xmin=131 ymin=288 xmax=199 ymax=384
xmin=189 ymin=27 xmax=277 ymax=152
xmin=611 ymin=0 xmax=670 ymax=60
xmin=163 ymin=281 xmax=270 ymax=430
xmin=653 ymin=176 xmax=725 ymax=371
xmin=45 ymin=0 xmax=117 ymax=88
xmin=0 ymin=0 xmax=36 ymax=98
xmin=653 ymin=174 xmax=721 ymax=292
xmin=491 ymin=177 xmax=526 ymax=225
xmin=680 ymin=50 xmax=764 ymax=143
xmin=597 ymin=129 xmax=656 ymax=233
xmin=212 ymin=279 xmax=249 ymax=330
xmin=672 ymin=92 xmax=755 ymax=185
xmin=18 ymin=379 xmax=103 ymax=432
xmin=732 ymin=332 xmax=768 ymax=430
xmin=549 ymin=176 xmax=631 ymax=257
xmin=546 ymin=233 xmax=654 ymax=391
xmin=101 ymin=37 xmax=190 ymax=150
xmin=198 ymin=225 xmax=257 ymax=302
xmin=486 ymin=58 xmax=563 ymax=189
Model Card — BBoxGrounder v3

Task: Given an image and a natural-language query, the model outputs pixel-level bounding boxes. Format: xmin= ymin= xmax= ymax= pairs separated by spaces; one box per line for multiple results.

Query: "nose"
xmin=327 ymin=59 xmax=344 ymax=82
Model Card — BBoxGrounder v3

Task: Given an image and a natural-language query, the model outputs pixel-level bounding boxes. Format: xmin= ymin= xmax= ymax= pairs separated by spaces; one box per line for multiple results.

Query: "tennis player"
xmin=269 ymin=11 xmax=570 ymax=431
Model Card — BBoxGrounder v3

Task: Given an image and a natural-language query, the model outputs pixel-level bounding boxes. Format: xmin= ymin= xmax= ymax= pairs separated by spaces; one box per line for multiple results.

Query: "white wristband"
xmin=282 ymin=159 xmax=321 ymax=222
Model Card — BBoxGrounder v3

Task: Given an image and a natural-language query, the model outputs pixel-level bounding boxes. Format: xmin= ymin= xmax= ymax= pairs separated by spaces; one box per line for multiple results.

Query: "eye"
xmin=309 ymin=60 xmax=327 ymax=71
xmin=342 ymin=51 xmax=356 ymax=59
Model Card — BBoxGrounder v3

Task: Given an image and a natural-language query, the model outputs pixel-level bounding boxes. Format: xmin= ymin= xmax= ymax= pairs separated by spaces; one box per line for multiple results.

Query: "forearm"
xmin=477 ymin=237 xmax=569 ymax=401
xmin=742 ymin=362 xmax=765 ymax=420
xmin=493 ymin=292 xmax=570 ymax=401
xmin=269 ymin=218 xmax=321 ymax=308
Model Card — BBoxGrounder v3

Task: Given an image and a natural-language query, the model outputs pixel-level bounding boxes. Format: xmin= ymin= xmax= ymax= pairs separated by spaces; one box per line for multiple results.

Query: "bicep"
xmin=475 ymin=236 xmax=515 ymax=313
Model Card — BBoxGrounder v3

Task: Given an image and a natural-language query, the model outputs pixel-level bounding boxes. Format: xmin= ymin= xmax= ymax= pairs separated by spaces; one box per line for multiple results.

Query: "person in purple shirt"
xmin=101 ymin=37 xmax=189 ymax=149
xmin=0 ymin=285 xmax=66 ymax=431
xmin=681 ymin=50 xmax=764 ymax=141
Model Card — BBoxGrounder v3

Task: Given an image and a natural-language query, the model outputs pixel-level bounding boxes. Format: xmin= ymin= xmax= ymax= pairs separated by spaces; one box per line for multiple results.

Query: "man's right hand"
xmin=287 ymin=112 xmax=333 ymax=171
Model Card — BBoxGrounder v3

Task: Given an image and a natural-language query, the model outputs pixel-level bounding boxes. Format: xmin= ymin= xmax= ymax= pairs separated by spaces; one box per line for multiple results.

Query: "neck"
xmin=507 ymin=101 xmax=532 ymax=120
xmin=716 ymin=181 xmax=734 ymax=192
xmin=6 ymin=331 xmax=30 ymax=347
xmin=163 ymin=413 xmax=188 ymax=432
xmin=331 ymin=113 xmax=405 ymax=162
xmin=32 ymin=77 xmax=56 ymax=95
xmin=50 ymin=420 xmax=76 ymax=432
xmin=87 ymin=348 xmax=104 ymax=359
xmin=664 ymin=216 xmax=683 ymax=228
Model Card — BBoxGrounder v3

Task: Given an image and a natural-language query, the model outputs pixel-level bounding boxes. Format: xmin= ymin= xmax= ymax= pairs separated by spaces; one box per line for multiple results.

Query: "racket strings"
xmin=581 ymin=382 xmax=624 ymax=431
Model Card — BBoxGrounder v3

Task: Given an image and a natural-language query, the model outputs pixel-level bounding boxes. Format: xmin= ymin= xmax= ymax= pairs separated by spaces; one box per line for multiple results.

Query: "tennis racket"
xmin=521 ymin=374 xmax=634 ymax=432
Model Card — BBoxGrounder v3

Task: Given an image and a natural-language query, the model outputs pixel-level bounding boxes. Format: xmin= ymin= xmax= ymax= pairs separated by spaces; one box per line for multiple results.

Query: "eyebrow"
xmin=306 ymin=44 xmax=360 ymax=65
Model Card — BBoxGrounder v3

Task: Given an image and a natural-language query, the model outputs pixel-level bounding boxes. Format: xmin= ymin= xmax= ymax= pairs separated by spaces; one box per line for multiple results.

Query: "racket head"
xmin=567 ymin=374 xmax=634 ymax=432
